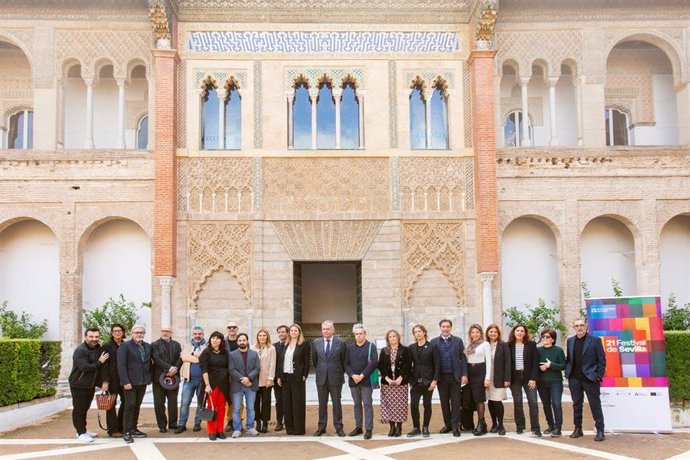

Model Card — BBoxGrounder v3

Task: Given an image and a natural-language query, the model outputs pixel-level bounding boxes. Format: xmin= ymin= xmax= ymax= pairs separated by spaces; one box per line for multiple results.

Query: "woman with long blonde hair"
xmin=252 ymin=328 xmax=276 ymax=433
xmin=276 ymin=324 xmax=310 ymax=435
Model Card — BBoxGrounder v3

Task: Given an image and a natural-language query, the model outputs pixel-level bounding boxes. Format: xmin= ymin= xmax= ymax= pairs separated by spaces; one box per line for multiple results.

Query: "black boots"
xmin=473 ymin=420 xmax=487 ymax=436
xmin=394 ymin=423 xmax=402 ymax=437
xmin=388 ymin=423 xmax=395 ymax=437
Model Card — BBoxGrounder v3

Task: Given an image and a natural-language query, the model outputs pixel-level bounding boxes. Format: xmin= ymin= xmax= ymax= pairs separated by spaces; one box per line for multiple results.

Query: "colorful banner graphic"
xmin=586 ymin=296 xmax=672 ymax=432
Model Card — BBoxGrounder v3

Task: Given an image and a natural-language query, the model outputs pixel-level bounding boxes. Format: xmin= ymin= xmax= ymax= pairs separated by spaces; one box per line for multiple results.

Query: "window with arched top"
xmin=430 ymin=77 xmax=449 ymax=149
xmin=316 ymin=79 xmax=336 ymax=149
xmin=409 ymin=78 xmax=427 ymax=149
xmin=605 ymin=108 xmax=629 ymax=146
xmin=136 ymin=115 xmax=148 ymax=149
xmin=200 ymin=80 xmax=219 ymax=150
xmin=7 ymin=109 xmax=33 ymax=149
xmin=503 ymin=110 xmax=532 ymax=147
xmin=292 ymin=81 xmax=312 ymax=149
xmin=224 ymin=81 xmax=241 ymax=150
xmin=340 ymin=81 xmax=360 ymax=149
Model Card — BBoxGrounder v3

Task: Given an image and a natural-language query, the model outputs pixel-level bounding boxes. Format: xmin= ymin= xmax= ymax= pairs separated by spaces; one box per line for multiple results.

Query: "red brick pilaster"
xmin=152 ymin=49 xmax=178 ymax=277
xmin=469 ymin=50 xmax=499 ymax=273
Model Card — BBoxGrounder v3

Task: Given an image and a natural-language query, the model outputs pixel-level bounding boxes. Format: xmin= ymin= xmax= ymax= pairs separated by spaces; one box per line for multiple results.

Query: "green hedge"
xmin=665 ymin=331 xmax=690 ymax=401
xmin=0 ymin=339 xmax=61 ymax=406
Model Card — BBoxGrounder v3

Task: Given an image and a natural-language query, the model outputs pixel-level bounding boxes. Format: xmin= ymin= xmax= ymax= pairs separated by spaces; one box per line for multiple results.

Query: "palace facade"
xmin=1 ymin=0 xmax=689 ymax=373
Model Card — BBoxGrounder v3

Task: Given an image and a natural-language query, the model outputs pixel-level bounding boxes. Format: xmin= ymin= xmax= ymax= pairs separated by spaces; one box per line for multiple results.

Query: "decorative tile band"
xmin=187 ymin=31 xmax=460 ymax=54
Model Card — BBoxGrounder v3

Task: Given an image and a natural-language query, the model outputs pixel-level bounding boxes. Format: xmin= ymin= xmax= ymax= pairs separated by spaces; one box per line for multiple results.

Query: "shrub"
xmin=0 ymin=301 xmax=48 ymax=339
xmin=503 ymin=298 xmax=567 ymax=338
xmin=82 ymin=294 xmax=151 ymax=343
xmin=663 ymin=293 xmax=690 ymax=331
xmin=665 ymin=331 xmax=690 ymax=400
xmin=0 ymin=340 xmax=42 ymax=407
xmin=38 ymin=341 xmax=62 ymax=398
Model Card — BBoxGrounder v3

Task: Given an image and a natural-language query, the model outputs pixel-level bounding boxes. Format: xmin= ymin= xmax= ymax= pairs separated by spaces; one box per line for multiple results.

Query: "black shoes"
xmin=452 ymin=426 xmax=461 ymax=437
xmin=275 ymin=422 xmax=284 ymax=432
xmin=193 ymin=423 xmax=201 ymax=432
xmin=570 ymin=427 xmax=584 ymax=438
xmin=531 ymin=429 xmax=542 ymax=438
xmin=594 ymin=431 xmax=605 ymax=442
xmin=439 ymin=425 xmax=452 ymax=434
xmin=407 ymin=428 xmax=421 ymax=437
xmin=131 ymin=430 xmax=147 ymax=438
xmin=497 ymin=425 xmax=506 ymax=436
xmin=393 ymin=423 xmax=402 ymax=437
xmin=314 ymin=428 xmax=326 ymax=436
xmin=551 ymin=428 xmax=562 ymax=437
xmin=123 ymin=432 xmax=133 ymax=443
xmin=473 ymin=421 xmax=487 ymax=436
xmin=336 ymin=429 xmax=346 ymax=437
xmin=489 ymin=423 xmax=498 ymax=434
xmin=544 ymin=426 xmax=555 ymax=435
xmin=260 ymin=422 xmax=268 ymax=433
xmin=217 ymin=431 xmax=227 ymax=440
xmin=174 ymin=426 xmax=186 ymax=434
xmin=422 ymin=427 xmax=430 ymax=438
xmin=209 ymin=433 xmax=217 ymax=441
xmin=516 ymin=428 xmax=524 ymax=435
xmin=159 ymin=428 xmax=167 ymax=433
xmin=364 ymin=430 xmax=372 ymax=440
xmin=349 ymin=427 xmax=363 ymax=436
xmin=388 ymin=423 xmax=396 ymax=437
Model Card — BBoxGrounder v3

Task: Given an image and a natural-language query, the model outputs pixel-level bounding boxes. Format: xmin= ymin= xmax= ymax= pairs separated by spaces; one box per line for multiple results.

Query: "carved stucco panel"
xmin=177 ymin=158 xmax=254 ymax=214
xmin=187 ymin=222 xmax=252 ymax=307
xmin=272 ymin=220 xmax=383 ymax=261
xmin=399 ymin=157 xmax=474 ymax=212
xmin=402 ymin=221 xmax=465 ymax=307
xmin=496 ymin=30 xmax=583 ymax=77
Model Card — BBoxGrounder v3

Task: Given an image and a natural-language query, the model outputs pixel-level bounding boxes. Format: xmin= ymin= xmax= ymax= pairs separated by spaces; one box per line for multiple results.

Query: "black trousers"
xmin=153 ymin=382 xmax=179 ymax=429
xmin=460 ymin=385 xmax=476 ymax=430
xmin=283 ymin=374 xmax=306 ymax=435
xmin=316 ymin=382 xmax=344 ymax=430
xmin=437 ymin=373 xmax=461 ymax=428
xmin=123 ymin=385 xmax=147 ymax=434
xmin=274 ymin=383 xmax=284 ymax=424
xmin=255 ymin=386 xmax=272 ymax=424
xmin=569 ymin=376 xmax=605 ymax=432
xmin=70 ymin=386 xmax=95 ymax=435
xmin=410 ymin=383 xmax=433 ymax=428
xmin=105 ymin=386 xmax=125 ymax=434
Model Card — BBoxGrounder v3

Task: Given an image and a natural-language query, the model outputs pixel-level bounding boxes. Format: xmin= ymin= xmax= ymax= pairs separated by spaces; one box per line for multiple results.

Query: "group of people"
xmin=68 ymin=317 xmax=606 ymax=443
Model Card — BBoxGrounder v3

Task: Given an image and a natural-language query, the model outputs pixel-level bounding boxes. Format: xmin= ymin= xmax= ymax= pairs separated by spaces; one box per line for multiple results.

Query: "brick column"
xmin=469 ymin=50 xmax=499 ymax=324
xmin=152 ymin=49 xmax=178 ymax=279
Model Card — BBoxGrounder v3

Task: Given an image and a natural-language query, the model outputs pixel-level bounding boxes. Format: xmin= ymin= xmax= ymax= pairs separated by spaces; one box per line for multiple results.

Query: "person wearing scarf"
xmin=175 ymin=326 xmax=207 ymax=434
xmin=464 ymin=324 xmax=492 ymax=436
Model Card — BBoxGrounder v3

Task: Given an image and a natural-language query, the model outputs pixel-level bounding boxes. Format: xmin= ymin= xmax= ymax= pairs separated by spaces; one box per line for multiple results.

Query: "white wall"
xmin=301 ymin=263 xmax=358 ymax=323
xmin=556 ymin=76 xmax=577 ymax=146
xmin=0 ymin=221 xmax=60 ymax=339
xmin=580 ymin=217 xmax=637 ymax=298
xmin=660 ymin=215 xmax=690 ymax=309
xmin=500 ymin=218 xmax=559 ymax=314
xmin=82 ymin=220 xmax=151 ymax=332
xmin=631 ymin=75 xmax=679 ymax=146
xmin=64 ymin=77 xmax=86 ymax=149
xmin=93 ymin=78 xmax=119 ymax=148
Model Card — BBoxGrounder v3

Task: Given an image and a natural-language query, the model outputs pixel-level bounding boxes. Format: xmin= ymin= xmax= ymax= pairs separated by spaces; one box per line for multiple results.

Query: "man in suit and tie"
xmin=229 ymin=333 xmax=261 ymax=438
xmin=273 ymin=325 xmax=288 ymax=431
xmin=117 ymin=324 xmax=152 ymax=444
xmin=430 ymin=319 xmax=467 ymax=437
xmin=312 ymin=319 xmax=346 ymax=437
xmin=565 ymin=318 xmax=606 ymax=442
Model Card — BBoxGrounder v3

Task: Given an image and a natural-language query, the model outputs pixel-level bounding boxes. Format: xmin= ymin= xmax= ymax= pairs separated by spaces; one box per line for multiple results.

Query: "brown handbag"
xmin=95 ymin=391 xmax=117 ymax=410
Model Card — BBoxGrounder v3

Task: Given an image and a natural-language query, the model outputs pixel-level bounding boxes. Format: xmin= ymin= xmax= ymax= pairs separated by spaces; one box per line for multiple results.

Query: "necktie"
xmin=325 ymin=339 xmax=331 ymax=357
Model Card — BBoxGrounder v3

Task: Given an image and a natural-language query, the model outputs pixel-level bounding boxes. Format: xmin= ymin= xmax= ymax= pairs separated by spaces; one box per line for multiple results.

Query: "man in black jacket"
xmin=430 ymin=319 xmax=467 ymax=437
xmin=118 ymin=324 xmax=152 ymax=444
xmin=344 ymin=324 xmax=378 ymax=439
xmin=69 ymin=327 xmax=109 ymax=442
xmin=273 ymin=324 xmax=288 ymax=431
xmin=152 ymin=326 xmax=183 ymax=433
xmin=407 ymin=324 xmax=440 ymax=438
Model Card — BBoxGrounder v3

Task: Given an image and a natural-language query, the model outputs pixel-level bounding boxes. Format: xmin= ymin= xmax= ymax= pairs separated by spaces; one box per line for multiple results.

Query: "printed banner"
xmin=586 ymin=296 xmax=672 ymax=432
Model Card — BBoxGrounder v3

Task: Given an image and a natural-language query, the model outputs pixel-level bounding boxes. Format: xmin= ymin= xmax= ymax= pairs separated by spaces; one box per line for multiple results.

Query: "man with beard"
xmin=69 ymin=327 xmax=109 ymax=442
xmin=175 ymin=326 xmax=207 ymax=433
xmin=430 ymin=319 xmax=467 ymax=437
xmin=224 ymin=320 xmax=240 ymax=431
xmin=118 ymin=324 xmax=152 ymax=444
xmin=152 ymin=326 xmax=182 ymax=433
xmin=273 ymin=325 xmax=288 ymax=431
xmin=228 ymin=333 xmax=261 ymax=437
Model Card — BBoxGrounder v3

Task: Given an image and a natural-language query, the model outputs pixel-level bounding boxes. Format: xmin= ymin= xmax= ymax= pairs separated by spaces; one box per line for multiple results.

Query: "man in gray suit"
xmin=229 ymin=333 xmax=261 ymax=438
xmin=312 ymin=320 xmax=346 ymax=437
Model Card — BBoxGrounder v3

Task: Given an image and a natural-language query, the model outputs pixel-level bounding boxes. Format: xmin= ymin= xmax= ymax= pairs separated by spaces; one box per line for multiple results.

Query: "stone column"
xmin=546 ymin=76 xmax=559 ymax=146
xmin=480 ymin=272 xmax=497 ymax=326
xmin=116 ymin=78 xmax=126 ymax=149
xmin=574 ymin=75 xmax=584 ymax=146
xmin=358 ymin=90 xmax=365 ymax=148
xmin=56 ymin=77 xmax=65 ymax=149
xmin=286 ymin=92 xmax=294 ymax=148
xmin=425 ymin=89 xmax=432 ymax=148
xmin=84 ymin=76 xmax=95 ymax=148
xmin=309 ymin=87 xmax=319 ymax=149
xmin=158 ymin=276 xmax=175 ymax=328
xmin=519 ymin=76 xmax=531 ymax=146
xmin=217 ymin=88 xmax=226 ymax=150
xmin=333 ymin=87 xmax=342 ymax=149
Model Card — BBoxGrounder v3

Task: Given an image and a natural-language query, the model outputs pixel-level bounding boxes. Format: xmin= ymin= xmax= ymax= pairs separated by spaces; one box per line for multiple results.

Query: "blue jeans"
xmin=232 ymin=387 xmax=257 ymax=431
xmin=537 ymin=380 xmax=563 ymax=430
xmin=178 ymin=378 xmax=203 ymax=427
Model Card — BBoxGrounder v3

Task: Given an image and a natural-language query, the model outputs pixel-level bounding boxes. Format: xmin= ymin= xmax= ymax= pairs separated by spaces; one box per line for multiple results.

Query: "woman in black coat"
xmin=508 ymin=324 xmax=541 ymax=436
xmin=101 ymin=324 xmax=126 ymax=437
xmin=276 ymin=324 xmax=310 ymax=435
xmin=378 ymin=329 xmax=411 ymax=437
xmin=485 ymin=324 xmax=511 ymax=435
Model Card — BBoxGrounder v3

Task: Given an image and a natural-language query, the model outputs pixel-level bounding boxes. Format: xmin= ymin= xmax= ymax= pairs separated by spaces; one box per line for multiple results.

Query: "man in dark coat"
xmin=565 ymin=318 xmax=607 ymax=442
xmin=407 ymin=324 xmax=440 ymax=438
xmin=272 ymin=324 xmax=288 ymax=431
xmin=101 ymin=323 xmax=126 ymax=436
xmin=344 ymin=324 xmax=378 ymax=439
xmin=430 ymin=319 xmax=467 ymax=437
xmin=118 ymin=324 xmax=152 ymax=444
xmin=311 ymin=319 xmax=347 ymax=437
xmin=151 ymin=326 xmax=183 ymax=433
xmin=69 ymin=327 xmax=109 ymax=442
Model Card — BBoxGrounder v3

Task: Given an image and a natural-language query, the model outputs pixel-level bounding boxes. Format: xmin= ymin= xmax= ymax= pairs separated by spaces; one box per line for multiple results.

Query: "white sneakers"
xmin=246 ymin=428 xmax=259 ymax=436
xmin=77 ymin=433 xmax=94 ymax=443
xmin=231 ymin=431 xmax=241 ymax=438
xmin=86 ymin=431 xmax=98 ymax=438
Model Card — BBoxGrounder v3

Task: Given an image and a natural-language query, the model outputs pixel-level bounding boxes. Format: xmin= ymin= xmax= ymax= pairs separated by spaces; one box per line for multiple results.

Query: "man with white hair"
xmin=344 ymin=323 xmax=378 ymax=440
xmin=311 ymin=319 xmax=346 ymax=437
xmin=118 ymin=324 xmax=152 ymax=444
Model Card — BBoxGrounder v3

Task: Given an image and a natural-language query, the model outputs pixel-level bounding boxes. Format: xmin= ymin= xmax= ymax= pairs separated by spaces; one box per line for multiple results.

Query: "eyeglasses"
xmin=227 ymin=326 xmax=238 ymax=330
xmin=541 ymin=335 xmax=553 ymax=339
